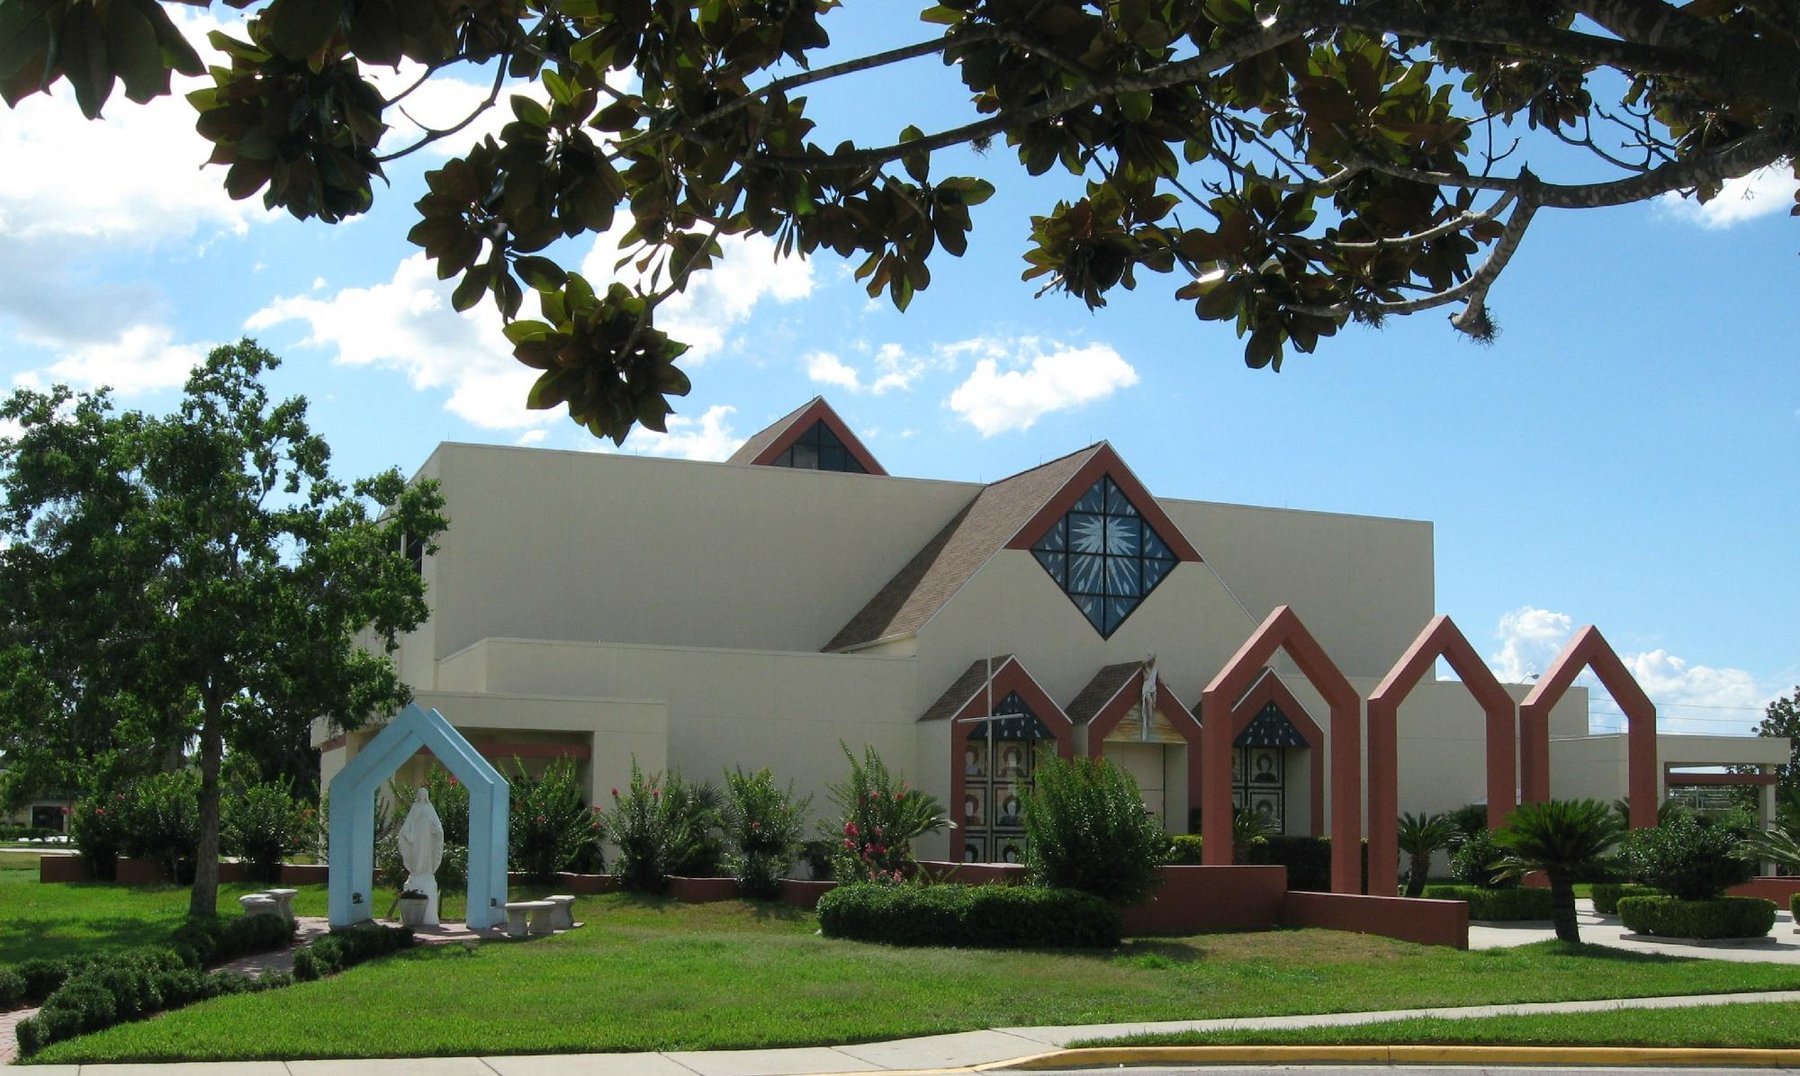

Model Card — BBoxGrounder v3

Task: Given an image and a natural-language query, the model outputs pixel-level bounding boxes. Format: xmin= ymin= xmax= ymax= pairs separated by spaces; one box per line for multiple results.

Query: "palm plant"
xmin=1742 ymin=820 xmax=1800 ymax=874
xmin=1493 ymin=798 xmax=1623 ymax=943
xmin=1396 ymin=811 xmax=1457 ymax=897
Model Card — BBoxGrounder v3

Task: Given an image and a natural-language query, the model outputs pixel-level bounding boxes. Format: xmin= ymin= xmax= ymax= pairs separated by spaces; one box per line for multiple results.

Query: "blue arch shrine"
xmin=327 ymin=703 xmax=509 ymax=929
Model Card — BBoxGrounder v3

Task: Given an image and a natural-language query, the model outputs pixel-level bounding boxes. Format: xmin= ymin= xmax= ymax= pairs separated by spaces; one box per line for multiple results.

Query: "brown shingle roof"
xmin=727 ymin=397 xmax=820 ymax=465
xmin=1065 ymin=662 xmax=1140 ymax=725
xmin=825 ymin=445 xmax=1102 ymax=651
xmin=918 ymin=656 xmax=1015 ymax=723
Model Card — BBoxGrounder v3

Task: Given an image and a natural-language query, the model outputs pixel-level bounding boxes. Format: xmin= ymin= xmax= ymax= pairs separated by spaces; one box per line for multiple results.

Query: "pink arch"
xmin=1366 ymin=615 xmax=1517 ymax=895
xmin=1519 ymin=625 xmax=1658 ymax=829
xmin=1200 ymin=606 xmax=1362 ymax=893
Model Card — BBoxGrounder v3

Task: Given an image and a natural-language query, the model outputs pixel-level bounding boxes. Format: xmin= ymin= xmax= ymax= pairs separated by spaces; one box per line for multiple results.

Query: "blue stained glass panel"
xmin=1069 ymin=553 xmax=1105 ymax=595
xmin=1033 ymin=547 xmax=1068 ymax=586
xmin=1141 ymin=556 xmax=1172 ymax=591
xmin=1106 ymin=513 xmax=1141 ymax=556
xmin=1028 ymin=474 xmax=1181 ymax=638
xmin=1034 ymin=519 xmax=1067 ymax=553
xmin=1075 ymin=483 xmax=1106 ymax=513
xmin=1104 ymin=477 xmax=1132 ymax=514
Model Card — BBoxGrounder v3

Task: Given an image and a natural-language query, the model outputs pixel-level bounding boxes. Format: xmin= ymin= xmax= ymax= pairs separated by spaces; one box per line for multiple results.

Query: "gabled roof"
xmin=727 ymin=396 xmax=888 ymax=475
xmin=1064 ymin=662 xmax=1141 ymax=725
xmin=825 ymin=442 xmax=1204 ymax=652
xmin=827 ymin=446 xmax=1102 ymax=651
xmin=920 ymin=655 xmax=1017 ymax=724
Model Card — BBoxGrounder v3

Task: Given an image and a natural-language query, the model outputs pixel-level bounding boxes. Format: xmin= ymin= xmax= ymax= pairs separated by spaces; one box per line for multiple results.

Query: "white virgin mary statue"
xmin=396 ymin=787 xmax=445 ymax=926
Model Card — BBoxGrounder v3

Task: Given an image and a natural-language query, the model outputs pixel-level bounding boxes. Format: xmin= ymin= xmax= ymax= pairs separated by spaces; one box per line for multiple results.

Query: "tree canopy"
xmin=6 ymin=1 xmax=1795 ymax=441
xmin=0 ymin=340 xmax=447 ymax=915
xmin=1756 ymin=687 xmax=1800 ymax=801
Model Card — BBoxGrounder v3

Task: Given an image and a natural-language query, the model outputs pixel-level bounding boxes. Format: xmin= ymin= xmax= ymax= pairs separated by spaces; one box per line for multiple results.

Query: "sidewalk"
xmin=7 ymin=904 xmax=1800 ymax=1072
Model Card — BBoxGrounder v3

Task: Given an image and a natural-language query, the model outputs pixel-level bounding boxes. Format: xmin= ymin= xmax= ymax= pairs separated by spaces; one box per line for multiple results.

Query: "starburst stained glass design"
xmin=1029 ymin=475 xmax=1178 ymax=637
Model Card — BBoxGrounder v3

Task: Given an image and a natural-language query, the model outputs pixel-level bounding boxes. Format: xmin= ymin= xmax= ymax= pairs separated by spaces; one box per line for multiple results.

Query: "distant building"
xmin=316 ymin=398 xmax=1788 ymax=873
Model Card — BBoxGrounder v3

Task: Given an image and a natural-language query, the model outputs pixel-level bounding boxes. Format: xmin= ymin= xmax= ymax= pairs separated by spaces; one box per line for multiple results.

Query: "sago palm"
xmin=1494 ymin=799 xmax=1622 ymax=943
xmin=1396 ymin=811 xmax=1457 ymax=897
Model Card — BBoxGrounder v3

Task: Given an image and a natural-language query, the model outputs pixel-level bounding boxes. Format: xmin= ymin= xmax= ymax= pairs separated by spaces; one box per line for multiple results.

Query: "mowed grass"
xmin=29 ymin=890 xmax=1800 ymax=1064
xmin=1075 ymin=1001 xmax=1800 ymax=1050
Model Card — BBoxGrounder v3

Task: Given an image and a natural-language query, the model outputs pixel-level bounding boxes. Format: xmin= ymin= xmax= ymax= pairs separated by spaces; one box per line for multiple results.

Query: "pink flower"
xmin=844 ymin=821 xmax=859 ymax=837
xmin=611 ymin=788 xmax=619 ymax=798
xmin=750 ymin=821 xmax=762 ymax=832
xmin=842 ymin=838 xmax=855 ymax=851
xmin=448 ymin=776 xmax=458 ymax=785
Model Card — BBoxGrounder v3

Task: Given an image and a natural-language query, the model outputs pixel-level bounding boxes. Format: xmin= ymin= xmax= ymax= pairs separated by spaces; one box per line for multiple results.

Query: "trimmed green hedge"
xmin=0 ymin=913 xmax=294 ymax=1009
xmin=1169 ymin=834 xmax=1204 ymax=865
xmin=1422 ymin=884 xmax=1555 ymax=921
xmin=1617 ymin=895 xmax=1776 ymax=939
xmin=292 ymin=924 xmax=416 ymax=981
xmin=818 ymin=883 xmax=1120 ymax=949
xmin=1591 ymin=883 xmax=1664 ymax=915
xmin=15 ymin=948 xmax=287 ymax=1056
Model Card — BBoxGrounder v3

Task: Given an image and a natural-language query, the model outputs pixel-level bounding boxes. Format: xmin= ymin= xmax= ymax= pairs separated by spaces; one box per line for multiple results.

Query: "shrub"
xmin=1023 ymin=753 xmax=1168 ymax=904
xmin=1421 ymin=883 xmax=1555 ymax=921
xmin=168 ymin=912 xmax=295 ymax=966
xmin=1617 ymin=895 xmax=1777 ymax=939
xmin=1620 ymin=812 xmax=1756 ymax=901
xmin=606 ymin=762 xmax=672 ymax=893
xmin=1238 ymin=835 xmax=1368 ymax=892
xmin=69 ymin=787 xmax=130 ymax=879
xmin=507 ymin=758 xmax=601 ymax=881
xmin=800 ymin=839 xmax=835 ymax=881
xmin=0 ymin=965 xmax=26 ymax=1008
xmin=1397 ymin=811 xmax=1457 ymax=897
xmin=223 ymin=782 xmax=312 ymax=883
xmin=1447 ymin=828 xmax=1516 ymax=889
xmin=661 ymin=771 xmax=725 ymax=877
xmin=292 ymin=924 xmax=415 ymax=982
xmin=817 ymin=883 xmax=1119 ymax=949
xmin=1168 ymin=834 xmax=1204 ymax=865
xmin=117 ymin=770 xmax=202 ymax=883
xmin=14 ymin=957 xmax=81 ymax=1004
xmin=1591 ymin=882 xmax=1664 ymax=915
xmin=827 ymin=745 xmax=947 ymax=884
xmin=723 ymin=767 xmax=811 ymax=899
xmin=1445 ymin=802 xmax=1489 ymax=839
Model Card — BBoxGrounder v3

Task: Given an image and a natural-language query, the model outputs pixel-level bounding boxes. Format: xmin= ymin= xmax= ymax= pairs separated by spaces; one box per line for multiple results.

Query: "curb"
xmin=971 ymin=1044 xmax=1800 ymax=1069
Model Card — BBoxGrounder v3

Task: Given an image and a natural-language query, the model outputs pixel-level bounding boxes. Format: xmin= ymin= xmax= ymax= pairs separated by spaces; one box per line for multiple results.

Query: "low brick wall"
xmin=779 ymin=879 xmax=835 ymax=909
xmin=1122 ymin=865 xmax=1287 ymax=935
xmin=1730 ymin=876 xmax=1800 ymax=903
xmin=668 ymin=876 xmax=740 ymax=903
xmin=1281 ymin=891 xmax=1469 ymax=949
xmin=115 ymin=857 xmax=169 ymax=885
xmin=556 ymin=872 xmax=620 ymax=895
xmin=279 ymin=863 xmax=329 ymax=885
xmin=39 ymin=854 xmax=94 ymax=883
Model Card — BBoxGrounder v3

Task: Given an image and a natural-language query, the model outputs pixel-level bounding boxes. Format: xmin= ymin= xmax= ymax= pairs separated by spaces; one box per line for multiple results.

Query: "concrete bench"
xmin=239 ymin=894 xmax=278 ymax=917
xmin=504 ymin=900 xmax=554 ymax=938
xmin=546 ymin=894 xmax=576 ymax=931
xmin=263 ymin=888 xmax=298 ymax=918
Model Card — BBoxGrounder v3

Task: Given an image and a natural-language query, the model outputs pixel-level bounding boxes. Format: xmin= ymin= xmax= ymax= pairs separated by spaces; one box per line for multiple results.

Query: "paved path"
xmin=4 ymin=904 xmax=1799 ymax=1072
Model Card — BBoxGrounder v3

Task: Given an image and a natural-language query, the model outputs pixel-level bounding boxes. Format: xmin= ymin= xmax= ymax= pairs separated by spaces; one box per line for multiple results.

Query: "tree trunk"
xmin=188 ymin=695 xmax=225 ymax=919
xmin=1548 ymin=870 xmax=1580 ymax=944
xmin=1405 ymin=852 xmax=1430 ymax=897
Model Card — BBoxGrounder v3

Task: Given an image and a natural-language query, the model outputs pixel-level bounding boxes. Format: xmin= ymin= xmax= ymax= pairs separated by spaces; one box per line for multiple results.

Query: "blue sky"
xmin=3 ymin=8 xmax=1796 ymax=737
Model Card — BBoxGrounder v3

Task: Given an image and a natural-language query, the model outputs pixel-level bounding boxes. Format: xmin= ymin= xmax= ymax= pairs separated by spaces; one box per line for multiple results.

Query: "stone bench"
xmin=504 ymin=900 xmax=555 ymax=938
xmin=238 ymin=894 xmax=278 ymax=917
xmin=546 ymin=894 xmax=576 ymax=931
xmin=263 ymin=888 xmax=298 ymax=918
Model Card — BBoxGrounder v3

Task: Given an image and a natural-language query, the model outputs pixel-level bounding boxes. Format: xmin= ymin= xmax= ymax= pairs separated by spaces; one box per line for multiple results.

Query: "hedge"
xmin=817 ymin=884 xmax=1120 ymax=949
xmin=292 ymin=924 xmax=416 ymax=981
xmin=1421 ymin=884 xmax=1555 ymax=921
xmin=15 ymin=948 xmax=286 ymax=1056
xmin=1616 ymin=895 xmax=1776 ymax=940
xmin=1591 ymin=883 xmax=1664 ymax=915
xmin=1 ymin=914 xmax=294 ymax=1010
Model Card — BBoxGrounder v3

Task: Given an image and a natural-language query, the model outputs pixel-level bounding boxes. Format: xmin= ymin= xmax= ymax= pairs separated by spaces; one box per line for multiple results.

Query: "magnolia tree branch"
xmin=377 ymin=57 xmax=509 ymax=164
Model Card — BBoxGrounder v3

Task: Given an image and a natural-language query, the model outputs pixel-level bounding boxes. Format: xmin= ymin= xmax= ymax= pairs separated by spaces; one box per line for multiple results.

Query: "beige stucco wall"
xmin=414 ymin=443 xmax=976 ymax=664
xmin=1163 ymin=500 xmax=1434 ymax=681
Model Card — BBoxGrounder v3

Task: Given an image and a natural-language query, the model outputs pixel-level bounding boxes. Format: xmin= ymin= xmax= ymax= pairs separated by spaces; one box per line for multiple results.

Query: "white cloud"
xmin=619 ymin=404 xmax=741 ymax=461
xmin=33 ymin=326 xmax=209 ymax=395
xmin=806 ymin=351 xmax=862 ymax=391
xmin=1488 ymin=606 xmax=1768 ymax=734
xmin=247 ymin=253 xmax=551 ymax=432
xmin=366 ymin=65 xmax=522 ymax=161
xmin=1658 ymin=164 xmax=1800 ymax=229
xmin=947 ymin=339 xmax=1138 ymax=436
xmin=580 ymin=225 xmax=813 ymax=364
xmin=1489 ymin=605 xmax=1575 ymax=683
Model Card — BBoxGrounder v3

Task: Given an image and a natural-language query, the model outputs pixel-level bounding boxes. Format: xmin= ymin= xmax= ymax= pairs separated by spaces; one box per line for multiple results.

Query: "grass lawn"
xmin=1072 ymin=1001 xmax=1800 ymax=1050
xmin=24 ymin=889 xmax=1800 ymax=1064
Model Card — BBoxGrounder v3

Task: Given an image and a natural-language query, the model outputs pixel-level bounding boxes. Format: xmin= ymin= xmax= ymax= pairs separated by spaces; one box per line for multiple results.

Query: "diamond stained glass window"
xmin=1030 ymin=475 xmax=1177 ymax=637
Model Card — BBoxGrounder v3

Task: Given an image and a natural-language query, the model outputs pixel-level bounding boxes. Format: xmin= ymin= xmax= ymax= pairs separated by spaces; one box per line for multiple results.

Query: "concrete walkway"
xmin=6 ymin=904 xmax=1800 ymax=1072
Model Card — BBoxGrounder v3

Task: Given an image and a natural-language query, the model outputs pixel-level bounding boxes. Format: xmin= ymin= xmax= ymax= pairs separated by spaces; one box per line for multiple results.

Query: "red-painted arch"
xmin=937 ymin=657 xmax=1077 ymax=858
xmin=1519 ymin=625 xmax=1658 ymax=829
xmin=1366 ymin=615 xmax=1517 ymax=895
xmin=1200 ymin=606 xmax=1363 ymax=893
xmin=1222 ymin=669 xmax=1327 ymax=837
xmin=1082 ymin=669 xmax=1201 ymax=826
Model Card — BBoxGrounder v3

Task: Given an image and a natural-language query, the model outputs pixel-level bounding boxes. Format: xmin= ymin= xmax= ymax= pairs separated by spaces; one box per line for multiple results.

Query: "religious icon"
xmin=1231 ymin=748 xmax=1246 ymax=785
xmin=1250 ymin=748 xmax=1281 ymax=783
xmin=964 ymin=741 xmax=989 ymax=777
xmin=963 ymin=789 xmax=985 ymax=826
xmin=996 ymin=788 xmax=1023 ymax=827
xmin=962 ymin=838 xmax=984 ymax=862
xmin=1000 ymin=841 xmax=1022 ymax=864
xmin=999 ymin=743 xmax=1027 ymax=778
xmin=1249 ymin=789 xmax=1282 ymax=830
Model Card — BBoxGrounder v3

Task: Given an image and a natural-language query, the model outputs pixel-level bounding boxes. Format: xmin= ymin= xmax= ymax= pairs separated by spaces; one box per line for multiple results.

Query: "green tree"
xmin=1023 ymin=752 xmax=1169 ymax=904
xmin=1755 ymin=688 xmax=1800 ymax=800
xmin=1397 ymin=811 xmax=1456 ymax=898
xmin=1493 ymin=798 xmax=1623 ymax=944
xmin=8 ymin=2 xmax=1794 ymax=441
xmin=0 ymin=340 xmax=447 ymax=916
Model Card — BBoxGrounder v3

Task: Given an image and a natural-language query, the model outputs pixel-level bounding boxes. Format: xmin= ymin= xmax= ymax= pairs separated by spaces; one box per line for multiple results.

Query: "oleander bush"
xmin=1591 ymin=883 xmax=1665 ymax=915
xmin=1023 ymin=754 xmax=1168 ymax=904
xmin=826 ymin=745 xmax=947 ymax=885
xmin=1616 ymin=895 xmax=1777 ymax=939
xmin=723 ymin=767 xmax=811 ymax=899
xmin=1422 ymin=884 xmax=1556 ymax=921
xmin=508 ymin=758 xmax=604 ymax=881
xmin=223 ymin=782 xmax=314 ymax=884
xmin=817 ymin=883 xmax=1120 ymax=949
xmin=1446 ymin=828 xmax=1517 ymax=890
xmin=291 ymin=923 xmax=416 ymax=981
